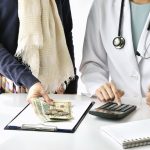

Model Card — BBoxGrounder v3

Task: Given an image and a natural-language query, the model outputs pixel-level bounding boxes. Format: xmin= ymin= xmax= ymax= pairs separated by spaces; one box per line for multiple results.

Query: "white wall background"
xmin=70 ymin=0 xmax=94 ymax=94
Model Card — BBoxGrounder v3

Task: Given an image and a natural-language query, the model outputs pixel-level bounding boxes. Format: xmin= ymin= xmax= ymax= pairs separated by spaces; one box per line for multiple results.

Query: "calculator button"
xmin=115 ymin=104 xmax=128 ymax=111
xmin=109 ymin=105 xmax=121 ymax=111
xmin=120 ymin=105 xmax=134 ymax=112
xmin=105 ymin=103 xmax=117 ymax=110
xmin=99 ymin=102 xmax=113 ymax=109
xmin=112 ymin=111 xmax=123 ymax=115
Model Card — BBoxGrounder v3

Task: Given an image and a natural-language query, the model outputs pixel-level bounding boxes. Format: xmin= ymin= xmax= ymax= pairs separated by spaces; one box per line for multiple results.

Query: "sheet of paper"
xmin=8 ymin=99 xmax=93 ymax=130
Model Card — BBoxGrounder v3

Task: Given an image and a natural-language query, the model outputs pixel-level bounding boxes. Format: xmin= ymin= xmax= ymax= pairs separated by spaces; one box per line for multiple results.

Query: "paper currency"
xmin=31 ymin=98 xmax=72 ymax=122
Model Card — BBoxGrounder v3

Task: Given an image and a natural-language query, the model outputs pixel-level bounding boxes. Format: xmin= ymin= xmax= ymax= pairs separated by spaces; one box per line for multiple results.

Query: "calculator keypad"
xmin=98 ymin=102 xmax=134 ymax=112
xmin=90 ymin=102 xmax=136 ymax=119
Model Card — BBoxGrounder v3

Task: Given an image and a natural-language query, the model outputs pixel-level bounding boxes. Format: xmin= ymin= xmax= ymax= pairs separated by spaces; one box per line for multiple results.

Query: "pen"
xmin=22 ymin=124 xmax=57 ymax=131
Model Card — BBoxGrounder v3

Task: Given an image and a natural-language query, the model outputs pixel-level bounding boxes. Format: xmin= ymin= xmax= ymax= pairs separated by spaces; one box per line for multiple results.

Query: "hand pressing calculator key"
xmin=89 ymin=102 xmax=136 ymax=120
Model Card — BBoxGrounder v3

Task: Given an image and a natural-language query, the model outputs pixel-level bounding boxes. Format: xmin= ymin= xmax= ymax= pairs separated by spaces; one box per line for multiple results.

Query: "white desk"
xmin=0 ymin=94 xmax=150 ymax=150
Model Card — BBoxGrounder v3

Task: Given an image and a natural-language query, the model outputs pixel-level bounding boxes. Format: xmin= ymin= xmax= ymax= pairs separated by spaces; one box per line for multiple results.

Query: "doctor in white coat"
xmin=80 ymin=0 xmax=150 ymax=104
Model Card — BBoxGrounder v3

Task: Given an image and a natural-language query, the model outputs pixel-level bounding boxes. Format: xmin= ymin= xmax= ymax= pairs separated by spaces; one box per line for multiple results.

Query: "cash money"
xmin=31 ymin=98 xmax=72 ymax=122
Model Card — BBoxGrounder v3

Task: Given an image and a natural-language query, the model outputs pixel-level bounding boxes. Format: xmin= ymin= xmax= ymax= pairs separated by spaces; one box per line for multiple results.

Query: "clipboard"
xmin=4 ymin=100 xmax=94 ymax=133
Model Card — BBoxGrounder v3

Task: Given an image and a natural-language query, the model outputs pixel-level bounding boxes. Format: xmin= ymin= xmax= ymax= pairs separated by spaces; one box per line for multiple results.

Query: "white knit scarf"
xmin=16 ymin=0 xmax=74 ymax=92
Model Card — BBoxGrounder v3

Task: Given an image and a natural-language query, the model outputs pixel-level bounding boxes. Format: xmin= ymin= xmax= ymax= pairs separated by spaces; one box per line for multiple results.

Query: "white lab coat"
xmin=80 ymin=0 xmax=150 ymax=97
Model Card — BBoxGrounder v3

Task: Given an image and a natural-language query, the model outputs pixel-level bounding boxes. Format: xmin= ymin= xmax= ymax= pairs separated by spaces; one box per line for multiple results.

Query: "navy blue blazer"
xmin=0 ymin=0 xmax=78 ymax=93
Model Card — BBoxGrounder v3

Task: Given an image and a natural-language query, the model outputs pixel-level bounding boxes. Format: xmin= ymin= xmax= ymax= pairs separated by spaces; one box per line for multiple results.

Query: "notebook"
xmin=101 ymin=119 xmax=150 ymax=149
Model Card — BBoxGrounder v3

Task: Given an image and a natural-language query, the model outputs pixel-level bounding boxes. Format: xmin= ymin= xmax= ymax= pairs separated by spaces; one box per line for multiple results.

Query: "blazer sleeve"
xmin=0 ymin=44 xmax=39 ymax=89
xmin=61 ymin=0 xmax=78 ymax=94
xmin=80 ymin=0 xmax=109 ymax=96
xmin=61 ymin=0 xmax=75 ymax=70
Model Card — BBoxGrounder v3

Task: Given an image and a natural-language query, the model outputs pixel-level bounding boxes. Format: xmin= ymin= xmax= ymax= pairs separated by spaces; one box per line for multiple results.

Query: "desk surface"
xmin=0 ymin=94 xmax=150 ymax=150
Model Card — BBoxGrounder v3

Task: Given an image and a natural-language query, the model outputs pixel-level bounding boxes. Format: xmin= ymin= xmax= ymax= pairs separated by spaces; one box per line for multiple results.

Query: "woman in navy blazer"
xmin=0 ymin=0 xmax=78 ymax=102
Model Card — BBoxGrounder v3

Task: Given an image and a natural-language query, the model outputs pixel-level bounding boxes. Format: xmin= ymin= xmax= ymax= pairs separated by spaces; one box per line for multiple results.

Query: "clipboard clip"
xmin=22 ymin=123 xmax=57 ymax=131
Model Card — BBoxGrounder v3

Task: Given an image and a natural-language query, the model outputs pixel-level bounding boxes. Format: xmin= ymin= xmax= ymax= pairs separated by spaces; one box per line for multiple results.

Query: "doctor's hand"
xmin=27 ymin=82 xmax=53 ymax=104
xmin=146 ymin=88 xmax=150 ymax=106
xmin=95 ymin=82 xmax=124 ymax=105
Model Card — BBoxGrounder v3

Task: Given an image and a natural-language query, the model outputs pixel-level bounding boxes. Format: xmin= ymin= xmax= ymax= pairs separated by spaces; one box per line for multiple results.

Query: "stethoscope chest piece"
xmin=113 ymin=36 xmax=125 ymax=49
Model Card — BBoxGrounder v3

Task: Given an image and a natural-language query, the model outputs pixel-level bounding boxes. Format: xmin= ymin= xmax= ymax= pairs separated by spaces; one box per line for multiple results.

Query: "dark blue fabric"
xmin=0 ymin=0 xmax=78 ymax=93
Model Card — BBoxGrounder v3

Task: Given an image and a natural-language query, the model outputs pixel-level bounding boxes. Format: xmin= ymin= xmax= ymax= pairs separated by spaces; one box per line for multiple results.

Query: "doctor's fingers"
xmin=96 ymin=84 xmax=115 ymax=101
xmin=110 ymin=82 xmax=122 ymax=104
xmin=95 ymin=90 xmax=104 ymax=102
xmin=104 ymin=83 xmax=115 ymax=99
xmin=146 ymin=92 xmax=150 ymax=106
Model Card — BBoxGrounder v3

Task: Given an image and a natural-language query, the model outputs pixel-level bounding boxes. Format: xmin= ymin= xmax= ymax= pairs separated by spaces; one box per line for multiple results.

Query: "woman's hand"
xmin=55 ymin=85 xmax=65 ymax=94
xmin=27 ymin=82 xmax=53 ymax=104
xmin=95 ymin=81 xmax=124 ymax=105
xmin=55 ymin=83 xmax=66 ymax=94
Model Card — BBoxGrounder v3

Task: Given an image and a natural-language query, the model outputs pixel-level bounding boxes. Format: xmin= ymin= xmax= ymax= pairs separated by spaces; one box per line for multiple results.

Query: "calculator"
xmin=89 ymin=102 xmax=136 ymax=120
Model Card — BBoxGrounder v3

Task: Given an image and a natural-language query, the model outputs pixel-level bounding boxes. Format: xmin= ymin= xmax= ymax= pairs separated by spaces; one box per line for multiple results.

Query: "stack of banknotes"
xmin=31 ymin=98 xmax=72 ymax=122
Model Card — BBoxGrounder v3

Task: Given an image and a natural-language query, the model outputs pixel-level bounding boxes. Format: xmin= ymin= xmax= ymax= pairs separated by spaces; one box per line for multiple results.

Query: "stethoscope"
xmin=113 ymin=0 xmax=150 ymax=59
xmin=113 ymin=0 xmax=125 ymax=49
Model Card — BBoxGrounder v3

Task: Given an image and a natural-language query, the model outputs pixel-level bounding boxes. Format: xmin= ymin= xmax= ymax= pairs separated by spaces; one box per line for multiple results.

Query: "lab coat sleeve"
xmin=80 ymin=0 xmax=109 ymax=96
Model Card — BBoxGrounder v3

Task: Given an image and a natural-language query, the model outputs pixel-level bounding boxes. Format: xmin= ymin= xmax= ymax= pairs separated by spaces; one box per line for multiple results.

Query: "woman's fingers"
xmin=41 ymin=92 xmax=54 ymax=105
xmin=27 ymin=82 xmax=53 ymax=105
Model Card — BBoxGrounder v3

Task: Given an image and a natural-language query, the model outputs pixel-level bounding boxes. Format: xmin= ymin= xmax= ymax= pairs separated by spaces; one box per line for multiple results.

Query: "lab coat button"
xmin=130 ymin=74 xmax=138 ymax=80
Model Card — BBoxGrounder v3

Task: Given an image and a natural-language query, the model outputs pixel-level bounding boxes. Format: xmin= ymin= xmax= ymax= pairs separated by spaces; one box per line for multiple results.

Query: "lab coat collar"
xmin=118 ymin=0 xmax=150 ymax=65
xmin=137 ymin=12 xmax=150 ymax=63
xmin=114 ymin=0 xmax=130 ymax=11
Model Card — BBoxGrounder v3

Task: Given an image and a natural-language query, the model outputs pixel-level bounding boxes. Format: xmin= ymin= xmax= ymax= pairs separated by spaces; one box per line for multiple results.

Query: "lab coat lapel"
xmin=137 ymin=13 xmax=150 ymax=63
xmin=122 ymin=0 xmax=139 ymax=70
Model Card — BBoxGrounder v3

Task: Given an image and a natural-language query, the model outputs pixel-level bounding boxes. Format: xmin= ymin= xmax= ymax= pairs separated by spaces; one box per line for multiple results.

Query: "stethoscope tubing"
xmin=113 ymin=0 xmax=150 ymax=59
xmin=118 ymin=0 xmax=125 ymax=37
